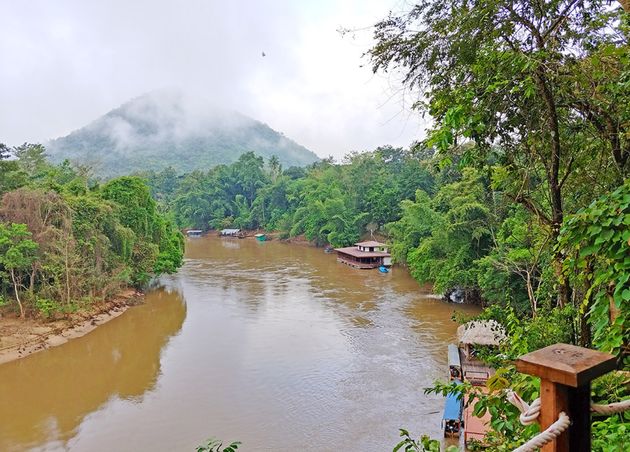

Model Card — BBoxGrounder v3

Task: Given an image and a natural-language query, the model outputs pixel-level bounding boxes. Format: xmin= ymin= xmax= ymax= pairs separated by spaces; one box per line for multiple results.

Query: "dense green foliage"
xmin=145 ymin=147 xmax=434 ymax=248
xmin=0 ymin=143 xmax=184 ymax=318
xmin=559 ymin=181 xmax=630 ymax=355
xmin=47 ymin=91 xmax=319 ymax=177
xmin=195 ymin=438 xmax=240 ymax=452
xmin=366 ymin=0 xmax=629 ymax=449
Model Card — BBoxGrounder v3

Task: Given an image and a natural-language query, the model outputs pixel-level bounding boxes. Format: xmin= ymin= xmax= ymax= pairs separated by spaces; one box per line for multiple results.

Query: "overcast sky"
xmin=0 ymin=0 xmax=427 ymax=160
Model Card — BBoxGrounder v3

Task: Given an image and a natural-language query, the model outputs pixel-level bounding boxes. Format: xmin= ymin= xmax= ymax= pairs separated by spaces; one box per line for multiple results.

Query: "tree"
xmin=558 ymin=180 xmax=630 ymax=353
xmin=0 ymin=188 xmax=73 ymax=296
xmin=14 ymin=143 xmax=48 ymax=178
xmin=386 ymin=190 xmax=437 ymax=264
xmin=267 ymin=155 xmax=282 ymax=183
xmin=368 ymin=0 xmax=629 ymax=306
xmin=232 ymin=152 xmax=268 ymax=206
xmin=0 ymin=223 xmax=38 ymax=317
xmin=406 ymin=168 xmax=493 ymax=299
xmin=101 ymin=177 xmax=160 ymax=239
xmin=101 ymin=176 xmax=183 ymax=285
xmin=0 ymin=143 xmax=27 ymax=194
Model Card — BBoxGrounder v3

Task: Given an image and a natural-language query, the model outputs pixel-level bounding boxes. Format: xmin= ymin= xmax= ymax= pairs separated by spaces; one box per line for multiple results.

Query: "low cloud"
xmin=0 ymin=0 xmax=428 ymax=159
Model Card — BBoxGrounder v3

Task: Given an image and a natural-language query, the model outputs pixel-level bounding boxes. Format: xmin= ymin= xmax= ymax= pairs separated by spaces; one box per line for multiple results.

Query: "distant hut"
xmin=220 ymin=228 xmax=241 ymax=237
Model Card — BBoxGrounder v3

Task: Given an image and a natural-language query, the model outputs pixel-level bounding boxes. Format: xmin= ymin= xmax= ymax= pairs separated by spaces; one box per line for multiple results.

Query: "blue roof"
xmin=442 ymin=386 xmax=463 ymax=421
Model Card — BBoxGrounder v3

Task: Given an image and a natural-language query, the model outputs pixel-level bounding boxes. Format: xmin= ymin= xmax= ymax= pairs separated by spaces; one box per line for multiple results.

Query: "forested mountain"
xmin=46 ymin=90 xmax=319 ymax=177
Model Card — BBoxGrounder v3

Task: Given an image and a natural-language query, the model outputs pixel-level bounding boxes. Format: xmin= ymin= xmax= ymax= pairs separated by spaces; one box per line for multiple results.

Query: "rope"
xmin=506 ymin=390 xmax=630 ymax=452
xmin=591 ymin=399 xmax=630 ymax=415
xmin=512 ymin=412 xmax=570 ymax=452
xmin=506 ymin=391 xmax=569 ymax=452
xmin=506 ymin=390 xmax=541 ymax=425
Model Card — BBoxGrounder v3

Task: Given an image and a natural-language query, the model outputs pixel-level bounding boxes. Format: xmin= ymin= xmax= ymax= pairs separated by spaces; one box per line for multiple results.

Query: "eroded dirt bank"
xmin=0 ymin=289 xmax=143 ymax=365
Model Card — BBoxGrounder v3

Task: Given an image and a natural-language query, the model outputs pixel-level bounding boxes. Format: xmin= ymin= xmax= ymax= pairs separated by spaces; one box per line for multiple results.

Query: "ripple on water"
xmin=0 ymin=237 xmax=479 ymax=452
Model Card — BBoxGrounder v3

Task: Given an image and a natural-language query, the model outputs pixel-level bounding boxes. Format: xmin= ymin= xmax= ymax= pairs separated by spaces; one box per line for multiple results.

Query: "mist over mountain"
xmin=46 ymin=90 xmax=320 ymax=177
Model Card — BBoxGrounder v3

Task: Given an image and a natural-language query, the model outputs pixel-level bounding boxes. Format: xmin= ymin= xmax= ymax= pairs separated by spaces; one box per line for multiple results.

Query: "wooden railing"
xmin=515 ymin=343 xmax=617 ymax=452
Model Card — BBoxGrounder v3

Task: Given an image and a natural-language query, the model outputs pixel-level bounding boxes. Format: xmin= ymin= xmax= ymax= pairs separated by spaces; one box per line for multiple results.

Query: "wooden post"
xmin=516 ymin=343 xmax=616 ymax=452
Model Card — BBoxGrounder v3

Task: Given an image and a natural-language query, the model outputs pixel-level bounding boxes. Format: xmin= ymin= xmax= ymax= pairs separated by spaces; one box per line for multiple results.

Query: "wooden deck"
xmin=337 ymin=256 xmax=380 ymax=269
xmin=464 ymin=390 xmax=492 ymax=446
xmin=460 ymin=349 xmax=495 ymax=446
xmin=461 ymin=354 xmax=495 ymax=386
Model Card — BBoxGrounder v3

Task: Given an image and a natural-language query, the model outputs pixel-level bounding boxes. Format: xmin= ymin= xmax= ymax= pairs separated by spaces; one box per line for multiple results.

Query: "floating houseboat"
xmin=334 ymin=241 xmax=392 ymax=269
xmin=443 ymin=320 xmax=505 ymax=446
xmin=186 ymin=229 xmax=203 ymax=237
xmin=220 ymin=228 xmax=241 ymax=237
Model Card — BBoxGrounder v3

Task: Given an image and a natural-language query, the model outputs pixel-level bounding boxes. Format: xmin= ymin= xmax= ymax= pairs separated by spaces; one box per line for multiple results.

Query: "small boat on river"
xmin=448 ymin=343 xmax=462 ymax=380
xmin=442 ymin=381 xmax=463 ymax=437
xmin=255 ymin=233 xmax=266 ymax=242
xmin=378 ymin=265 xmax=389 ymax=273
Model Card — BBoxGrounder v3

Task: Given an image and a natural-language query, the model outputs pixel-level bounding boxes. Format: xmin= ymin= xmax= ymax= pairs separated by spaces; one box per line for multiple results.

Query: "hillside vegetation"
xmin=0 ymin=143 xmax=183 ymax=319
xmin=47 ymin=90 xmax=319 ymax=177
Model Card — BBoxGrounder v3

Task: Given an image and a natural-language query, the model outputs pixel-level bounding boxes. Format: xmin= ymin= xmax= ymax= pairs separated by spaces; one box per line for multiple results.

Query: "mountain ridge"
xmin=47 ymin=91 xmax=319 ymax=177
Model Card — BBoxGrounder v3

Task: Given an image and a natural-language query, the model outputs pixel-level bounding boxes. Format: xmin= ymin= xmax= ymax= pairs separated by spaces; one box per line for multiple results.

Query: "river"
xmin=0 ymin=236 xmax=479 ymax=451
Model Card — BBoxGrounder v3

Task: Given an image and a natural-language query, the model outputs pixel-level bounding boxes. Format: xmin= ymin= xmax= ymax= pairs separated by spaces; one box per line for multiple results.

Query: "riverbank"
xmin=0 ymin=289 xmax=144 ymax=365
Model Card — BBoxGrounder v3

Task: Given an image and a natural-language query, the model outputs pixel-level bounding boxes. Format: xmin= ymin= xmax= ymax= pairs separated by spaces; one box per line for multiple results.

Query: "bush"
xmin=195 ymin=438 xmax=240 ymax=452
xmin=35 ymin=297 xmax=61 ymax=319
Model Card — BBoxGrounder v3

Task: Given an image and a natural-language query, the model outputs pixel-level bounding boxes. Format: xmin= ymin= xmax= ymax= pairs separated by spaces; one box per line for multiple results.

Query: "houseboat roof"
xmin=187 ymin=229 xmax=203 ymax=233
xmin=457 ymin=320 xmax=506 ymax=346
xmin=355 ymin=240 xmax=387 ymax=247
xmin=334 ymin=246 xmax=391 ymax=258
xmin=221 ymin=228 xmax=241 ymax=234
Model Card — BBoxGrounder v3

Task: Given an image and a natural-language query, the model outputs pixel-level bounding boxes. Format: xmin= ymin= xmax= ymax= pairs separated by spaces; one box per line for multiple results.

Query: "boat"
xmin=220 ymin=228 xmax=240 ymax=237
xmin=453 ymin=321 xmax=505 ymax=446
xmin=442 ymin=380 xmax=463 ymax=437
xmin=255 ymin=233 xmax=266 ymax=242
xmin=448 ymin=343 xmax=462 ymax=380
xmin=378 ymin=265 xmax=389 ymax=273
xmin=186 ymin=229 xmax=203 ymax=238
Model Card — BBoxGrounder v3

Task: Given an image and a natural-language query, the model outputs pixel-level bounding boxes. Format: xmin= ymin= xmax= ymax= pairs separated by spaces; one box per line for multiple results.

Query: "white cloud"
xmin=0 ymin=0 xmax=427 ymax=159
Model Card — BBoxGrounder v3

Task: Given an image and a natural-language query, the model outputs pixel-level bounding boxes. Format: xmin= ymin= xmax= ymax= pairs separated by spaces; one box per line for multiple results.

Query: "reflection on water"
xmin=0 ymin=236 xmax=479 ymax=451
xmin=0 ymin=288 xmax=186 ymax=451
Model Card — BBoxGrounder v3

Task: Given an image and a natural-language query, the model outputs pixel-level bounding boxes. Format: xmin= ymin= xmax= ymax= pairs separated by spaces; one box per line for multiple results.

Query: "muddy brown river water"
xmin=0 ymin=236 xmax=480 ymax=451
